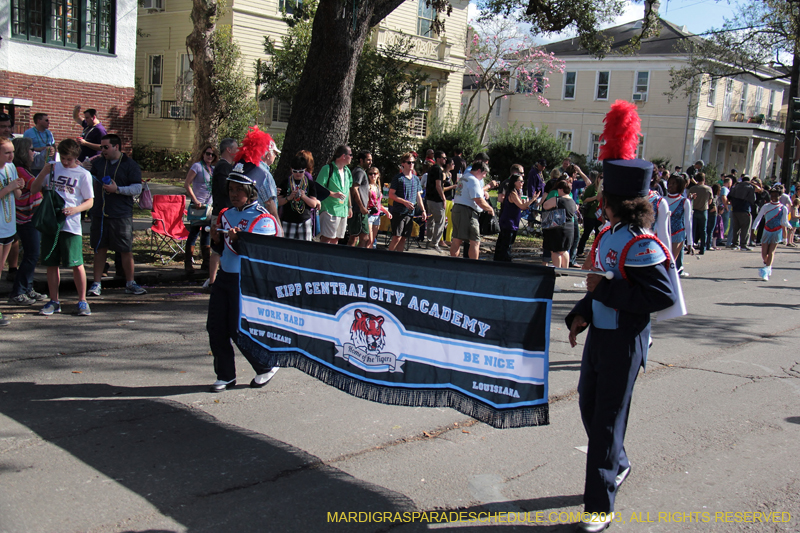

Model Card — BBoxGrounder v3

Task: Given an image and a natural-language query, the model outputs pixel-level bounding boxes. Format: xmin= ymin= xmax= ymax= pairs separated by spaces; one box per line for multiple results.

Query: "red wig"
xmin=234 ymin=126 xmax=273 ymax=165
xmin=598 ymin=100 xmax=641 ymax=161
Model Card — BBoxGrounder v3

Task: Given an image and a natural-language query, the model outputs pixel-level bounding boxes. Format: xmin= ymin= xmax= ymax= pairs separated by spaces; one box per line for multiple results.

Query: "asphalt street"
xmin=0 ymin=245 xmax=798 ymax=532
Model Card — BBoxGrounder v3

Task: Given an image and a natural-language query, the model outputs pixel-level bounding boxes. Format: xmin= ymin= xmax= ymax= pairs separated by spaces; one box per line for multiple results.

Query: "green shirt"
xmin=317 ymin=163 xmax=352 ymax=217
xmin=582 ymin=183 xmax=599 ymax=218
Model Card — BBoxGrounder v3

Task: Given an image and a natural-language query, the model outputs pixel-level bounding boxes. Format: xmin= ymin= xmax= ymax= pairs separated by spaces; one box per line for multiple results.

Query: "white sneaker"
xmin=759 ymin=267 xmax=768 ymax=281
xmin=578 ymin=512 xmax=614 ymax=532
xmin=87 ymin=282 xmax=102 ymax=297
xmin=202 ymin=278 xmax=211 ymax=289
xmin=250 ymin=367 xmax=279 ymax=388
xmin=615 ymin=466 xmax=631 ymax=487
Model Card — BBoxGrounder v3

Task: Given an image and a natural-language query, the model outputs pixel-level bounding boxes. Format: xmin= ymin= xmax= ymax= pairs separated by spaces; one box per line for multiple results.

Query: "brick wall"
xmin=0 ymin=71 xmax=134 ymax=152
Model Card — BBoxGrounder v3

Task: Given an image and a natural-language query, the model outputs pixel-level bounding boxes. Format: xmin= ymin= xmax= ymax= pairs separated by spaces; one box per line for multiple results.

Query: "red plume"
xmin=234 ymin=126 xmax=273 ymax=165
xmin=598 ymin=100 xmax=641 ymax=161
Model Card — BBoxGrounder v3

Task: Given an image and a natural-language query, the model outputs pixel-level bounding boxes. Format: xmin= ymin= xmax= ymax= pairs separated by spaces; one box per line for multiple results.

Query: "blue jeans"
xmin=721 ymin=211 xmax=731 ymax=238
xmin=186 ymin=224 xmax=210 ymax=247
xmin=11 ymin=222 xmax=41 ymax=297
xmin=706 ymin=212 xmax=717 ymax=249
xmin=692 ymin=210 xmax=708 ymax=252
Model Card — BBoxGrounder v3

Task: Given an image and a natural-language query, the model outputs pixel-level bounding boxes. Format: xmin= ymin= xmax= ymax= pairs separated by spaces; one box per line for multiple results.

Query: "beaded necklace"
xmin=1 ymin=166 xmax=13 ymax=224
xmin=289 ymin=173 xmax=309 ymax=214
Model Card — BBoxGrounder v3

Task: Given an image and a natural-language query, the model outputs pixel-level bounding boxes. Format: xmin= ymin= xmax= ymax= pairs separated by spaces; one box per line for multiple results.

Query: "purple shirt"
xmin=79 ymin=120 xmax=108 ymax=161
xmin=526 ymin=167 xmax=544 ymax=199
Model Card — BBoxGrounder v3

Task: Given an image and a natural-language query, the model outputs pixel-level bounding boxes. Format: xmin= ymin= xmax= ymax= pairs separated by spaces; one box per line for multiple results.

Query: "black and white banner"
xmin=236 ymin=235 xmax=554 ymax=428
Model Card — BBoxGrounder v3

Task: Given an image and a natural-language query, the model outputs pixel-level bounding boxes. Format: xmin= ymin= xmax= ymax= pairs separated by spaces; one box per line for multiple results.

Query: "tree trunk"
xmin=780 ymin=52 xmax=799 ymax=187
xmin=275 ymin=0 xmax=405 ymax=178
xmin=186 ymin=0 xmax=219 ymax=160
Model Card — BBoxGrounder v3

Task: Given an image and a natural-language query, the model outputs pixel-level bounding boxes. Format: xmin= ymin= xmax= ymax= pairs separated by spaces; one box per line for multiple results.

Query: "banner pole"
xmin=553 ymin=268 xmax=613 ymax=280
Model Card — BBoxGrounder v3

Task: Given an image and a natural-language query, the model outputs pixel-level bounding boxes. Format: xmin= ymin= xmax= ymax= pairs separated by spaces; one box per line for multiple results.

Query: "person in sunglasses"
xmin=388 ymin=152 xmax=426 ymax=252
xmin=84 ymin=134 xmax=146 ymax=297
xmin=278 ymin=153 xmax=321 ymax=241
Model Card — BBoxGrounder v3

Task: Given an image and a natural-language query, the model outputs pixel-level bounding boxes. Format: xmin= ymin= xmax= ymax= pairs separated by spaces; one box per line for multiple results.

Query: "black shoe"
xmin=209 ymin=379 xmax=236 ymax=392
xmin=5 ymin=268 xmax=17 ymax=282
xmin=697 ymin=251 xmax=704 ymax=255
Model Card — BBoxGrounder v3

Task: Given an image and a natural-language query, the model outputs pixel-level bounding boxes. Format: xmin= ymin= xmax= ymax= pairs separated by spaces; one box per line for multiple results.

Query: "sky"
xmin=467 ymin=0 xmax=741 ymax=43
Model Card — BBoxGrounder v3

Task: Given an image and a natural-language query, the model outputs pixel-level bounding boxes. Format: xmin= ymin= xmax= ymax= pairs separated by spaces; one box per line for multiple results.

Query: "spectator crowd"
xmin=1 ymin=107 xmax=799 ymax=328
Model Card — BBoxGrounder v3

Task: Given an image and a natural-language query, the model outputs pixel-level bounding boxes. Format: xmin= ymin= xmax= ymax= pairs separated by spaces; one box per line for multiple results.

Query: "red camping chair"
xmin=149 ymin=194 xmax=189 ymax=264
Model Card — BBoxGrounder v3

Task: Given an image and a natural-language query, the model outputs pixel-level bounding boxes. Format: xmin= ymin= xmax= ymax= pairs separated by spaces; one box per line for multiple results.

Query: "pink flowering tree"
xmin=464 ymin=17 xmax=565 ymax=143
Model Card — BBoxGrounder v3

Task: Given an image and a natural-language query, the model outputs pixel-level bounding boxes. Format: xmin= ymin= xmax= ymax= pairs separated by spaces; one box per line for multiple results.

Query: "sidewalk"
xmin=0 ymin=183 xmax=192 ymax=297
xmin=0 ymin=181 xmax=454 ymax=297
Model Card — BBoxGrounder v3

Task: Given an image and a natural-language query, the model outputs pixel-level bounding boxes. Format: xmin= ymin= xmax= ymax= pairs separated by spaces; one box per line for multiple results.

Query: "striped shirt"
xmin=15 ymin=167 xmax=42 ymax=225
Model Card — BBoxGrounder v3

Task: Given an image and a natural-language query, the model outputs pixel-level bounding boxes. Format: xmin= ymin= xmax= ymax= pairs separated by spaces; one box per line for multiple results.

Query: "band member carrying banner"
xmin=566 ymin=101 xmax=686 ymax=532
xmin=207 ymin=158 xmax=283 ymax=393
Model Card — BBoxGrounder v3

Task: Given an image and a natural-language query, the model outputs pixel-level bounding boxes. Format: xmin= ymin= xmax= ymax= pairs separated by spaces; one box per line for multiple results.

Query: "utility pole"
xmin=780 ymin=54 xmax=799 ymax=187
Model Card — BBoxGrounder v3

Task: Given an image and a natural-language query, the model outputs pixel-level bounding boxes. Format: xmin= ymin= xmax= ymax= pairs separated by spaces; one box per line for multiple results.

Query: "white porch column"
xmin=745 ymin=137 xmax=754 ymax=175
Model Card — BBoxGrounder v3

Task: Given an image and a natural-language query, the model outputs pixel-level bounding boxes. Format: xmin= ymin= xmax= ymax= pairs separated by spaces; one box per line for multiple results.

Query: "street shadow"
xmin=0 ymin=382 xmax=414 ymax=532
xmin=785 ymin=416 xmax=800 ymax=425
xmin=651 ymin=314 xmax=755 ymax=345
xmin=549 ymin=360 xmax=581 ymax=372
xmin=389 ymin=495 xmax=585 ymax=531
xmin=716 ymin=302 xmax=800 ymax=310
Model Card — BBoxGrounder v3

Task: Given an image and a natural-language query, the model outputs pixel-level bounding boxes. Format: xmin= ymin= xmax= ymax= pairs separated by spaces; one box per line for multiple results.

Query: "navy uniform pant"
xmin=577 ymin=323 xmax=649 ymax=513
xmin=207 ymin=270 xmax=272 ymax=382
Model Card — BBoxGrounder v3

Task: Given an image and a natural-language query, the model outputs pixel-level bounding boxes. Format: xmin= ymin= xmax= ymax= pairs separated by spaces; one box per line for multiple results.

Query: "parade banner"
xmin=236 ymin=234 xmax=554 ymax=428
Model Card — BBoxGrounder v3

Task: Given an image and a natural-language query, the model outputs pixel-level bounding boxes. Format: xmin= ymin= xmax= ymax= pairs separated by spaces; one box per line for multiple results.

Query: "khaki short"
xmin=319 ymin=210 xmax=347 ymax=239
xmin=451 ymin=204 xmax=480 ymax=242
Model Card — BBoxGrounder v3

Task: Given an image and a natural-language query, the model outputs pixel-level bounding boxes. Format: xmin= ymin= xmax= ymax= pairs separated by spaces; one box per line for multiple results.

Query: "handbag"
xmin=541 ymin=208 xmax=567 ymax=230
xmin=32 ymin=169 xmax=67 ymax=261
xmin=33 ymin=169 xmax=66 ymax=236
xmin=186 ymin=203 xmax=212 ymax=226
xmin=137 ymin=180 xmax=153 ymax=210
xmin=479 ymin=210 xmax=500 ymax=235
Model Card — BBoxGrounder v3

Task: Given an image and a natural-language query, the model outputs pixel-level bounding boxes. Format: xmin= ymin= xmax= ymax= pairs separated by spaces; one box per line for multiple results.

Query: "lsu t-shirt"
xmin=47 ymin=163 xmax=94 ymax=235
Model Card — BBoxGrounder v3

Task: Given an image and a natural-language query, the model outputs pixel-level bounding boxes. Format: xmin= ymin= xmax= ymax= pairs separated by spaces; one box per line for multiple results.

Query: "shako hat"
xmin=227 ymin=161 xmax=259 ymax=185
xmin=598 ymin=100 xmax=652 ymax=198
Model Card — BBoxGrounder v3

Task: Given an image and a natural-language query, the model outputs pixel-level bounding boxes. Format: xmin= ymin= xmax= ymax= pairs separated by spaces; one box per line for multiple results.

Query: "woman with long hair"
xmin=751 ymin=185 xmax=791 ymax=281
xmin=8 ymin=137 xmax=45 ymax=305
xmin=184 ymin=145 xmax=218 ymax=275
xmin=493 ymin=172 xmax=539 ymax=261
xmin=364 ymin=167 xmax=391 ymax=248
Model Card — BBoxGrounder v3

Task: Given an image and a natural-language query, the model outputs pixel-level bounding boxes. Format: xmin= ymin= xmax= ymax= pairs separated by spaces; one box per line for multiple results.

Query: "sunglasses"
xmin=368 ymin=172 xmax=379 ymax=175
xmin=100 ymin=145 xmax=111 ymax=150
xmin=403 ymin=161 xmax=414 ymax=165
xmin=204 ymin=152 xmax=214 ymax=156
xmin=291 ymin=169 xmax=305 ymax=174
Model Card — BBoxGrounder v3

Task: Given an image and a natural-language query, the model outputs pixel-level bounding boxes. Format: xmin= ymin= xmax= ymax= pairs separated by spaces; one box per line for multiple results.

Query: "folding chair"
xmin=149 ymin=194 xmax=189 ymax=264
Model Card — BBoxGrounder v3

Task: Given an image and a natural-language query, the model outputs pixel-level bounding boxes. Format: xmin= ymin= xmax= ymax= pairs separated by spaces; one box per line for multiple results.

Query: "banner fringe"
xmin=238 ymin=335 xmax=549 ymax=429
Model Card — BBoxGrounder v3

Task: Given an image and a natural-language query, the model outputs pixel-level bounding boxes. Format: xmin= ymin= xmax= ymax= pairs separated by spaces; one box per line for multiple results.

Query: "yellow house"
xmin=133 ymin=0 xmax=470 ymax=151
xmin=468 ymin=16 xmax=788 ymax=178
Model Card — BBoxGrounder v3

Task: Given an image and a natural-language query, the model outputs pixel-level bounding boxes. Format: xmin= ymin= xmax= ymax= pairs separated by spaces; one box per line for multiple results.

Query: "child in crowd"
xmin=30 ymin=139 xmax=94 ymax=316
xmin=751 ymin=186 xmax=790 ymax=281
xmin=666 ymin=174 xmax=693 ymax=277
xmin=207 ymin=162 xmax=282 ymax=392
xmin=366 ymin=166 xmax=391 ymax=249
xmin=0 ymin=139 xmax=25 ymax=326
xmin=787 ymin=198 xmax=799 ymax=248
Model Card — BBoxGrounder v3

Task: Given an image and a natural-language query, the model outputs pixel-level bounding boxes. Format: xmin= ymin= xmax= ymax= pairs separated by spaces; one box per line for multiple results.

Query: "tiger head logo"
xmin=350 ymin=309 xmax=386 ymax=354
